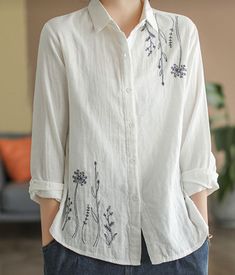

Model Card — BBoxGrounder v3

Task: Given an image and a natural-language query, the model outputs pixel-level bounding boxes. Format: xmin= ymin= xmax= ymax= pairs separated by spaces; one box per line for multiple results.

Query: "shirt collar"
xmin=87 ymin=0 xmax=158 ymax=33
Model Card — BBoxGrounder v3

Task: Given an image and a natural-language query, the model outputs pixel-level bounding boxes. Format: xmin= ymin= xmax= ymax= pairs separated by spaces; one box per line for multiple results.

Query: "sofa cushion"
xmin=0 ymin=158 xmax=5 ymax=189
xmin=1 ymin=182 xmax=39 ymax=213
xmin=0 ymin=137 xmax=31 ymax=182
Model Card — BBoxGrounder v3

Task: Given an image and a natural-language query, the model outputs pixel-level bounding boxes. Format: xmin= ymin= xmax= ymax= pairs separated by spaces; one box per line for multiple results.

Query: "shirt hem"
xmin=50 ymin=228 xmax=208 ymax=266
xmin=49 ymin=229 xmax=142 ymax=266
xmin=148 ymin=232 xmax=208 ymax=264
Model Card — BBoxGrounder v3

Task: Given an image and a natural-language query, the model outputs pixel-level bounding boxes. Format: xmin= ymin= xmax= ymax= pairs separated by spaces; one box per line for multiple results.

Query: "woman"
xmin=29 ymin=0 xmax=219 ymax=274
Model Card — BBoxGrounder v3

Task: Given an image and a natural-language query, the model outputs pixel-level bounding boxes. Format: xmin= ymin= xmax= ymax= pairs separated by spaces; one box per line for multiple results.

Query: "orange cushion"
xmin=0 ymin=137 xmax=31 ymax=182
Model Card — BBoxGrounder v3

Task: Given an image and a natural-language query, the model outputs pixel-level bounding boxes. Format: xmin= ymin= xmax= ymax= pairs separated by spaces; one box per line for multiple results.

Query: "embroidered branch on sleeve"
xmin=72 ymin=169 xmax=88 ymax=238
xmin=170 ymin=16 xmax=187 ymax=78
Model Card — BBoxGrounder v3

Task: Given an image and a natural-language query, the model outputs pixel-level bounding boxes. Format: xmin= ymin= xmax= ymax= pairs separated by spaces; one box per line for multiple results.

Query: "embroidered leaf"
xmin=149 ymin=31 xmax=156 ymax=38
xmin=109 ymin=221 xmax=114 ymax=227
xmin=163 ymin=53 xmax=168 ymax=62
xmin=104 ymin=224 xmax=112 ymax=232
xmin=158 ymin=58 xmax=161 ymax=68
xmin=97 ymin=200 xmax=100 ymax=210
xmin=111 ymin=232 xmax=118 ymax=241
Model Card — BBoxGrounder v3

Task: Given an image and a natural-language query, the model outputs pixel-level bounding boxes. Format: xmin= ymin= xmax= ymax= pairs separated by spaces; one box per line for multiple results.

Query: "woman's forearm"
xmin=39 ymin=197 xmax=60 ymax=246
xmin=190 ymin=189 xmax=208 ymax=225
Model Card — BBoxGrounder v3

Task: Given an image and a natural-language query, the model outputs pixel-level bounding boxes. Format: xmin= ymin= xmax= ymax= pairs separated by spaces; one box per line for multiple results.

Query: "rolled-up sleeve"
xmin=29 ymin=21 xmax=69 ymax=204
xmin=180 ymin=21 xmax=220 ymax=198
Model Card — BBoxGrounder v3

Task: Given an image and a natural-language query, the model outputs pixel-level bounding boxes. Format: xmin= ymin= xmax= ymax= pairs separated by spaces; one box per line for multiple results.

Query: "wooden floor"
xmin=0 ymin=222 xmax=234 ymax=275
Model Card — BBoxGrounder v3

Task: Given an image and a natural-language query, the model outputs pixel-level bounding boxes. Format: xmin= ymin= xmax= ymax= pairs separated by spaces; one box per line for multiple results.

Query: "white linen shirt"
xmin=28 ymin=0 xmax=220 ymax=265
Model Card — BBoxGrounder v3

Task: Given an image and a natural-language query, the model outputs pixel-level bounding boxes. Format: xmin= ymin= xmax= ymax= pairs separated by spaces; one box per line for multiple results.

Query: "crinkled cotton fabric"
xmin=29 ymin=0 xmax=220 ymax=266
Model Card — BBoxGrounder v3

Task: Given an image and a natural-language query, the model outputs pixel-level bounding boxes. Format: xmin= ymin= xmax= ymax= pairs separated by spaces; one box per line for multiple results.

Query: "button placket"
xmin=120 ymin=36 xmax=141 ymax=261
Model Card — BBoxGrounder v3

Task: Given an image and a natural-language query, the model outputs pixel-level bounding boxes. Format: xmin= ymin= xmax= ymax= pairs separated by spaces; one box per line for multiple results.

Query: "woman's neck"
xmin=99 ymin=0 xmax=144 ymax=37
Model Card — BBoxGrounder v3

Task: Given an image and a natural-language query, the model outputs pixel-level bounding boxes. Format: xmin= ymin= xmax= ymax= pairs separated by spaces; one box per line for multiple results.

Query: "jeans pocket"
xmin=42 ymin=238 xmax=57 ymax=253
xmin=42 ymin=239 xmax=60 ymax=275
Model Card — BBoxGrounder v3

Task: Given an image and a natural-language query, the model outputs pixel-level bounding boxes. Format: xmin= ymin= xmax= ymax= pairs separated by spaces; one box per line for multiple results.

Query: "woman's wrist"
xmin=39 ymin=197 xmax=60 ymax=246
xmin=190 ymin=189 xmax=208 ymax=225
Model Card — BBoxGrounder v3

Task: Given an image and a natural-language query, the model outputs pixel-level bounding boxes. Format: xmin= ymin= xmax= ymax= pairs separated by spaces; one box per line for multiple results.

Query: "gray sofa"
xmin=0 ymin=132 xmax=40 ymax=222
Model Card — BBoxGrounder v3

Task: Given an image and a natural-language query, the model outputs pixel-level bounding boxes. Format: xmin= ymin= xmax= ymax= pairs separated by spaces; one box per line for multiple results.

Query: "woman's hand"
xmin=38 ymin=197 xmax=60 ymax=246
xmin=190 ymin=189 xmax=208 ymax=225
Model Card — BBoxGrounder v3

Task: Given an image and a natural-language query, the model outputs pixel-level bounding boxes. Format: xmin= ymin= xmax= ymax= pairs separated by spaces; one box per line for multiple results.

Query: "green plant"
xmin=206 ymin=82 xmax=235 ymax=202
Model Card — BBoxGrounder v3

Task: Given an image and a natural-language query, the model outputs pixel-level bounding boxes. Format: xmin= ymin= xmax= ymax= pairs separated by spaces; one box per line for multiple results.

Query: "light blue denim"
xmin=42 ymin=230 xmax=209 ymax=275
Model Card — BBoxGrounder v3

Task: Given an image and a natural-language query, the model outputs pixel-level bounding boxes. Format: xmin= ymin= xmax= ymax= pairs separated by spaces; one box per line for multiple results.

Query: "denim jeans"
xmin=42 ymin=230 xmax=209 ymax=275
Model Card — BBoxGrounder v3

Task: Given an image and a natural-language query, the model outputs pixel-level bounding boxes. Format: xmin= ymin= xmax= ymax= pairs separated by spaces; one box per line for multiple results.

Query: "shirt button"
xmin=129 ymin=121 xmax=134 ymax=128
xmin=126 ymin=88 xmax=132 ymax=93
xmin=123 ymin=52 xmax=127 ymax=58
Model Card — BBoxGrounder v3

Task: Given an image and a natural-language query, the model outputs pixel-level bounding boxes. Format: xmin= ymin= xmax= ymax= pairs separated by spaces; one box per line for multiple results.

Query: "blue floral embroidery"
xmin=103 ymin=205 xmax=118 ymax=246
xmin=141 ymin=13 xmax=187 ymax=85
xmin=154 ymin=13 xmax=168 ymax=86
xmin=171 ymin=16 xmax=187 ymax=78
xmin=168 ymin=16 xmax=175 ymax=48
xmin=81 ymin=203 xmax=91 ymax=244
xmin=141 ymin=14 xmax=168 ymax=85
xmin=62 ymin=192 xmax=72 ymax=231
xmin=62 ymin=161 xmax=118 ymax=248
xmin=72 ymin=169 xmax=88 ymax=238
xmin=140 ymin=20 xmax=156 ymax=56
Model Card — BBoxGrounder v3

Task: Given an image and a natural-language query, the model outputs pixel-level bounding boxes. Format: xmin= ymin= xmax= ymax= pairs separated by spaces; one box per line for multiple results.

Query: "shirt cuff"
xmin=181 ymin=168 xmax=220 ymax=197
xmin=28 ymin=178 xmax=64 ymax=204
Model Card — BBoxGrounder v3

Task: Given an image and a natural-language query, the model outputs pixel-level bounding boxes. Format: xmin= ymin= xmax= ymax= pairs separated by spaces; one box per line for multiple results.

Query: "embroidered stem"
xmin=171 ymin=16 xmax=187 ymax=78
xmin=91 ymin=161 xmax=101 ymax=247
xmin=72 ymin=169 xmax=88 ymax=238
xmin=81 ymin=204 xmax=90 ymax=244
xmin=62 ymin=192 xmax=72 ymax=231
xmin=155 ymin=13 xmax=168 ymax=86
xmin=72 ymin=182 xmax=79 ymax=238
xmin=140 ymin=20 xmax=156 ymax=56
xmin=175 ymin=16 xmax=182 ymax=67
xmin=168 ymin=16 xmax=175 ymax=48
